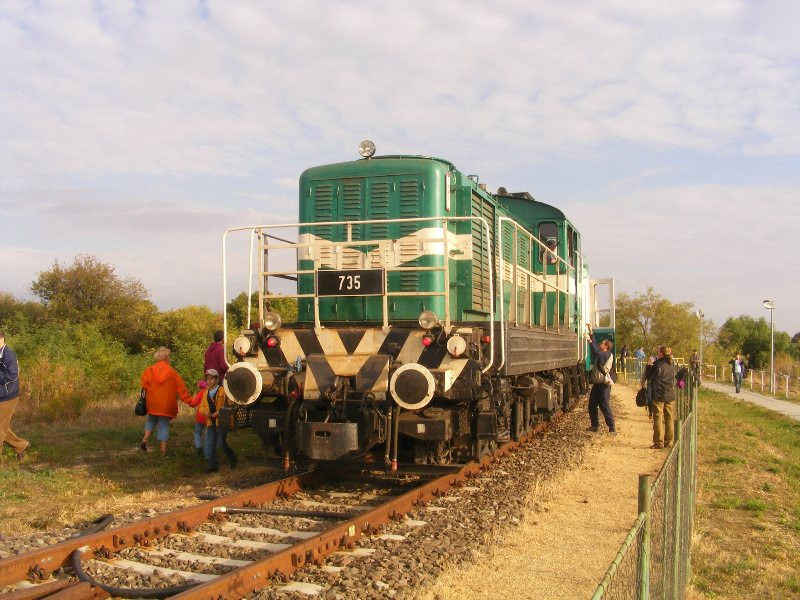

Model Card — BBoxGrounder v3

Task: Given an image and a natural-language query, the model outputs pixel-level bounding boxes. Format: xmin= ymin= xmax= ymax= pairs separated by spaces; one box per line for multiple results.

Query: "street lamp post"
xmin=763 ymin=300 xmax=775 ymax=394
xmin=696 ymin=309 xmax=704 ymax=381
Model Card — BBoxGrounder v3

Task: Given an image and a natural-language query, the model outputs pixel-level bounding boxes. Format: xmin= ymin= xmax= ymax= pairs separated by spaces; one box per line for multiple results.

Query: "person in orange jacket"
xmin=139 ymin=347 xmax=194 ymax=454
xmin=188 ymin=379 xmax=208 ymax=455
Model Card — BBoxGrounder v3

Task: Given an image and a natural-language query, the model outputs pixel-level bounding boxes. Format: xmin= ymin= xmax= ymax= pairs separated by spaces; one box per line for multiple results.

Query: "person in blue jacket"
xmin=0 ymin=330 xmax=29 ymax=460
xmin=584 ymin=323 xmax=616 ymax=434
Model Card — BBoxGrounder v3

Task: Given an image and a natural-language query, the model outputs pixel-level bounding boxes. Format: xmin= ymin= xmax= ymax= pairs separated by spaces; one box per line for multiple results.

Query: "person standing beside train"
xmin=644 ymin=346 xmax=676 ymax=449
xmin=204 ymin=330 xmax=228 ymax=381
xmin=139 ymin=347 xmax=194 ymax=454
xmin=584 ymin=323 xmax=617 ymax=435
xmin=198 ymin=369 xmax=237 ymax=473
xmin=0 ymin=330 xmax=29 ymax=460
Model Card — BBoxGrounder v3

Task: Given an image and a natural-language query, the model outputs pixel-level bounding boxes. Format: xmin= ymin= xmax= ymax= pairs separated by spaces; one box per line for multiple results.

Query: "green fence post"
xmin=672 ymin=419 xmax=683 ymax=599
xmin=638 ymin=474 xmax=651 ymax=600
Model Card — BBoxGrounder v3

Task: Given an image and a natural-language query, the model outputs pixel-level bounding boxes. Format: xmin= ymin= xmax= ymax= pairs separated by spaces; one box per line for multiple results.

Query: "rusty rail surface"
xmin=0 ymin=470 xmax=329 ymax=588
xmin=2 ymin=420 xmax=551 ymax=599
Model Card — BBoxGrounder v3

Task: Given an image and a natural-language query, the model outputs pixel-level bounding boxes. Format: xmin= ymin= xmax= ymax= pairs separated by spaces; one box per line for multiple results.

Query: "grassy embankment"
xmin=692 ymin=388 xmax=800 ymax=598
xmin=0 ymin=397 xmax=264 ymax=537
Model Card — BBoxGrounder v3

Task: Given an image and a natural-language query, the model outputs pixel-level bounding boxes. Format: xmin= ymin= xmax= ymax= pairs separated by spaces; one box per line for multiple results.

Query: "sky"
xmin=1 ymin=1 xmax=799 ymax=335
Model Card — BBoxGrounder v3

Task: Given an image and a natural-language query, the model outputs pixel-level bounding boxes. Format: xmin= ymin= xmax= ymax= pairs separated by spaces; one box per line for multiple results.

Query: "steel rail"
xmin=2 ymin=415 xmax=560 ymax=599
xmin=0 ymin=470 xmax=329 ymax=588
xmin=172 ymin=424 xmax=548 ymax=599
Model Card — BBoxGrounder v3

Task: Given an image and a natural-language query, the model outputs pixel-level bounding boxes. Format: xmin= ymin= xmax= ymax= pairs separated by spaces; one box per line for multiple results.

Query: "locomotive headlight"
xmin=263 ymin=311 xmax=282 ymax=331
xmin=446 ymin=334 xmax=467 ymax=357
xmin=418 ymin=310 xmax=439 ymax=330
xmin=233 ymin=335 xmax=251 ymax=356
xmin=358 ymin=140 xmax=376 ymax=158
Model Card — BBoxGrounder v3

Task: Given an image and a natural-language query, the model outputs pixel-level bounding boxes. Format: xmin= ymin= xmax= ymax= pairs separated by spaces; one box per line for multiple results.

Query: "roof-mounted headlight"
xmin=263 ymin=311 xmax=282 ymax=331
xmin=358 ymin=140 xmax=376 ymax=158
xmin=418 ymin=310 xmax=438 ymax=330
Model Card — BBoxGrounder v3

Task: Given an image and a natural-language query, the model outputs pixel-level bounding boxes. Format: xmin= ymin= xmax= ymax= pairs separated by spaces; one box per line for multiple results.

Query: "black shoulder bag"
xmin=135 ymin=388 xmax=147 ymax=416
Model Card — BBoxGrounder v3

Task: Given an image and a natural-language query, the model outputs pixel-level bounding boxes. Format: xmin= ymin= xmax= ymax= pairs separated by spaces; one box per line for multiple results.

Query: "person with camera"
xmin=643 ymin=346 xmax=677 ymax=449
xmin=584 ymin=323 xmax=617 ymax=435
xmin=729 ymin=353 xmax=747 ymax=393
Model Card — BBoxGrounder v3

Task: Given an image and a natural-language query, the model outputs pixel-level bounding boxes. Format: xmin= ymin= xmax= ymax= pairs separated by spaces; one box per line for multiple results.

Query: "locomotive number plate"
xmin=316 ymin=269 xmax=385 ymax=297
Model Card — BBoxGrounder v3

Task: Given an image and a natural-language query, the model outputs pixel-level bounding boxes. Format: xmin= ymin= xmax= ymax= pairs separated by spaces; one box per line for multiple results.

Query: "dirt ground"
xmin=416 ymin=384 xmax=665 ymax=600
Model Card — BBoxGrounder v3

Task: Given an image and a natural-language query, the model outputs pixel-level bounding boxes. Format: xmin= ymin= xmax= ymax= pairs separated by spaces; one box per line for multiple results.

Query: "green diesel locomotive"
xmin=223 ymin=142 xmax=614 ymax=468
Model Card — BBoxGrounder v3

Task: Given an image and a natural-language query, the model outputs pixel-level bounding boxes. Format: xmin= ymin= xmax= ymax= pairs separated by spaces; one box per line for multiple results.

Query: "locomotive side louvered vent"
xmin=398 ymin=179 xmax=421 ymax=291
xmin=471 ymin=193 xmax=494 ymax=310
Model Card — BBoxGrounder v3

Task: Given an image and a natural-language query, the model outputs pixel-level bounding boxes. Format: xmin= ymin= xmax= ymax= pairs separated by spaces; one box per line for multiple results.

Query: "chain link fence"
xmin=592 ymin=378 xmax=697 ymax=599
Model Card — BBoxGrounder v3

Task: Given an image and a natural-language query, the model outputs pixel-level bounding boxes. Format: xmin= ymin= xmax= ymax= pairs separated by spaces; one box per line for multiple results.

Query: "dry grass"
xmin=0 ymin=397 xmax=268 ymax=537
xmin=688 ymin=389 xmax=800 ymax=598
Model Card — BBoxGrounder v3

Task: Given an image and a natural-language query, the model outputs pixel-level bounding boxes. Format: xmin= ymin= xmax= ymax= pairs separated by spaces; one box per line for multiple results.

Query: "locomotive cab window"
xmin=538 ymin=222 xmax=559 ymax=266
xmin=567 ymin=225 xmax=575 ymax=266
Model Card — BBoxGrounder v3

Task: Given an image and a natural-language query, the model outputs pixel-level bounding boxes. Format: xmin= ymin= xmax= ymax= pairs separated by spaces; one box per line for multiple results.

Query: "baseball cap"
xmin=205 ymin=368 xmax=219 ymax=378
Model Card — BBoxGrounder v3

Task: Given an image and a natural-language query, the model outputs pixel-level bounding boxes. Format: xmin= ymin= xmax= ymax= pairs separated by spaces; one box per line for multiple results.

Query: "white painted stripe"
xmin=197 ymin=533 xmax=291 ymax=552
xmin=145 ymin=548 xmax=251 ymax=568
xmin=99 ymin=558 xmax=216 ymax=583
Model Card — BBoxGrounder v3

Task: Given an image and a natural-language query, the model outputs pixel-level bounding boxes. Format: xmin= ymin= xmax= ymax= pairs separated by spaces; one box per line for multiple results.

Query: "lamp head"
xmin=763 ymin=300 xmax=775 ymax=310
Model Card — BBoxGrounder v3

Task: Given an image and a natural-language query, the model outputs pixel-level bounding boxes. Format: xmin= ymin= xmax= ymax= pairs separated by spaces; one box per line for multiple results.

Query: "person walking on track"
xmin=644 ymin=345 xmax=676 ymax=449
xmin=0 ymin=330 xmax=29 ymax=460
xmin=585 ymin=323 xmax=616 ymax=435
xmin=139 ymin=347 xmax=194 ymax=454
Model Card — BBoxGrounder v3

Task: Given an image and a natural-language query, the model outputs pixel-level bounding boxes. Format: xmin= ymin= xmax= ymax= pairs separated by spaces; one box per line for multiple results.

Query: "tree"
xmin=718 ymin=315 xmax=795 ymax=369
xmin=226 ymin=292 xmax=298 ymax=331
xmin=615 ymin=288 xmax=699 ymax=359
xmin=30 ymin=255 xmax=159 ymax=350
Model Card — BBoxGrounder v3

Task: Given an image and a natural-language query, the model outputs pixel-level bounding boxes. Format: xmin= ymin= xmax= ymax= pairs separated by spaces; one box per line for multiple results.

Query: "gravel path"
xmin=245 ymin=398 xmax=596 ymax=599
xmin=416 ymin=384 xmax=665 ymax=600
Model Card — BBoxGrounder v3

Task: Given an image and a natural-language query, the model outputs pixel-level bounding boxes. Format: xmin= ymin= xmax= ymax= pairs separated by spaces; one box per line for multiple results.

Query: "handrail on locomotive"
xmin=222 ymin=214 xmax=583 ymax=377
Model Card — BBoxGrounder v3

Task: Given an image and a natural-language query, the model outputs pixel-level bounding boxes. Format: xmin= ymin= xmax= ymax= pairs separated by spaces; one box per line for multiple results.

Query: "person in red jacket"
xmin=189 ymin=379 xmax=208 ymax=455
xmin=139 ymin=347 xmax=194 ymax=454
xmin=204 ymin=330 xmax=228 ymax=380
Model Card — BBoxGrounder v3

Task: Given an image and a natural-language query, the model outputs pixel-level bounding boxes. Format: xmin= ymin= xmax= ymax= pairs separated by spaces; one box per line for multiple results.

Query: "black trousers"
xmin=589 ymin=383 xmax=616 ymax=431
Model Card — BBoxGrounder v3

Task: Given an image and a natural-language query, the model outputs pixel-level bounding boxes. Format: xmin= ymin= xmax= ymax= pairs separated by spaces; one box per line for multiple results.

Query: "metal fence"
xmin=592 ymin=379 xmax=698 ymax=599
xmin=702 ymin=364 xmax=800 ymax=400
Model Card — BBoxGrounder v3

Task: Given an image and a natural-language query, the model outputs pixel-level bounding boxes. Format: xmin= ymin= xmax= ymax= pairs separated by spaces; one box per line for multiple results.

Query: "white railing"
xmin=701 ymin=364 xmax=799 ymax=400
xmin=222 ymin=216 xmax=496 ymax=373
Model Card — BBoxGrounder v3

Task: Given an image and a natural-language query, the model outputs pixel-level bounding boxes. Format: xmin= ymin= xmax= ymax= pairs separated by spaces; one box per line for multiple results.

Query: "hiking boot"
xmin=650 ymin=443 xmax=664 ymax=449
xmin=609 ymin=430 xmax=617 ymax=436
xmin=585 ymin=426 xmax=599 ymax=433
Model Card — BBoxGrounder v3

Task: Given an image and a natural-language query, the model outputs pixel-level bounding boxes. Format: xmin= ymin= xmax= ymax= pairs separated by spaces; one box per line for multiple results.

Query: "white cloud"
xmin=1 ymin=2 xmax=800 ymax=332
xmin=1 ymin=1 xmax=799 ymax=182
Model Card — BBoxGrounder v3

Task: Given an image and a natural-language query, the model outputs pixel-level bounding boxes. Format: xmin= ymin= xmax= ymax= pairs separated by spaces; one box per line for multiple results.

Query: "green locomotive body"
xmin=223 ymin=144 xmax=613 ymax=467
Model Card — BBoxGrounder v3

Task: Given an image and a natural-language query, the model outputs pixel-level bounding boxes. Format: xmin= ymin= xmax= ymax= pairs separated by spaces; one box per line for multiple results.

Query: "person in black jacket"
xmin=643 ymin=345 xmax=676 ymax=449
xmin=0 ymin=330 xmax=29 ymax=460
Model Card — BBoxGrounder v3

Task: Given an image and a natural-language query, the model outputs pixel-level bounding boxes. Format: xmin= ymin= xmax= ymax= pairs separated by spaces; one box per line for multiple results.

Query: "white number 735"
xmin=338 ymin=275 xmax=361 ymax=290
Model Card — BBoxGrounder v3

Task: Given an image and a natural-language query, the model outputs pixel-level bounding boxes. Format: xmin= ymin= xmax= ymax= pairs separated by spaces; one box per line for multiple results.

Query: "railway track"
xmin=0 ymin=449 xmax=526 ymax=598
xmin=0 ymin=414 xmax=575 ymax=600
